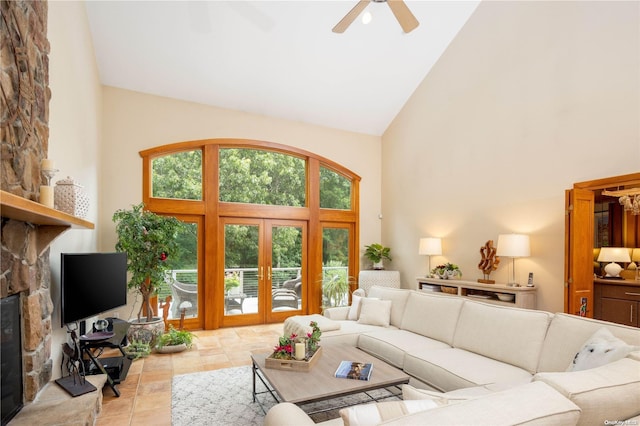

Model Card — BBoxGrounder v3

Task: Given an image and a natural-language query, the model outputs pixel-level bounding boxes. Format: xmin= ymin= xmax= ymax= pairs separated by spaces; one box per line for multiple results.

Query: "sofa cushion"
xmin=537 ymin=313 xmax=640 ymax=373
xmin=400 ymin=292 xmax=464 ymax=346
xmin=367 ymin=286 xmax=411 ymax=328
xmin=357 ymin=330 xmax=451 ymax=368
xmin=339 ymin=399 xmax=442 ymax=426
xmin=403 ymin=348 xmax=533 ymax=392
xmin=379 ymin=382 xmax=581 ymax=426
xmin=347 ymin=294 xmax=363 ymax=320
xmin=534 ymin=358 xmax=640 ymax=425
xmin=401 ymin=384 xmax=469 ymax=403
xmin=357 ymin=298 xmax=392 ymax=327
xmin=452 ymin=300 xmax=552 ymax=373
xmin=567 ymin=327 xmax=638 ymax=371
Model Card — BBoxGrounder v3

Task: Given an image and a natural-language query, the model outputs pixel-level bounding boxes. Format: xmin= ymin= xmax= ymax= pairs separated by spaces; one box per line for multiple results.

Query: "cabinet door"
xmin=600 ymin=298 xmax=638 ymax=327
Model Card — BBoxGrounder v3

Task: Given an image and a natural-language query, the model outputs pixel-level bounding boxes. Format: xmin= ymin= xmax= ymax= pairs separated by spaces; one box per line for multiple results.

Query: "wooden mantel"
xmin=1 ymin=190 xmax=94 ymax=255
xmin=1 ymin=190 xmax=94 ymax=229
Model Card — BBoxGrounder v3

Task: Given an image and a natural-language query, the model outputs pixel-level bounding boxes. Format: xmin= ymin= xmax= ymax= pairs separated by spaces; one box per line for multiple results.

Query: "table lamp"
xmin=597 ymin=247 xmax=631 ymax=278
xmin=419 ymin=237 xmax=442 ymax=277
xmin=496 ymin=234 xmax=530 ymax=286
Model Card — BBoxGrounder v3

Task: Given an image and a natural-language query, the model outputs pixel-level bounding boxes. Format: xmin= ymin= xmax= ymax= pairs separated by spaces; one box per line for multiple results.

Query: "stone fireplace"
xmin=1 ymin=0 xmax=54 ymax=413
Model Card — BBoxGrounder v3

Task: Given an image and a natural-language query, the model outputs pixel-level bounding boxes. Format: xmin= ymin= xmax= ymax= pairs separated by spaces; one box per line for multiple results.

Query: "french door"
xmin=219 ymin=217 xmax=306 ymax=327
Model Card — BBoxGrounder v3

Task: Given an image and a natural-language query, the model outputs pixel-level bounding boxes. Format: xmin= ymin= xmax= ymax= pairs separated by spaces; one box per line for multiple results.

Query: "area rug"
xmin=171 ymin=366 xmax=398 ymax=425
xmin=172 ymin=366 xmax=269 ymax=426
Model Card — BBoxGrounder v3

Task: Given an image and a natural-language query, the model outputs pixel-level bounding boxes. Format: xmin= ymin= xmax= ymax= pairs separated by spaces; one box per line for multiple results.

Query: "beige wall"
xmin=382 ymin=1 xmax=639 ymax=313
xmin=99 ymin=87 xmax=382 ymax=254
xmin=48 ymin=0 xmax=103 ymax=377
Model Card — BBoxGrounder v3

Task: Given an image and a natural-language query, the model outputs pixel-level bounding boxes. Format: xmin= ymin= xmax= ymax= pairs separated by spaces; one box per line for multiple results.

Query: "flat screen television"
xmin=61 ymin=252 xmax=127 ymax=327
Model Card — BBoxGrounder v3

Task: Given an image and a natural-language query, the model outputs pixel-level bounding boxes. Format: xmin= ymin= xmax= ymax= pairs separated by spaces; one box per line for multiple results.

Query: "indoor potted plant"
xmin=431 ymin=262 xmax=462 ymax=279
xmin=112 ymin=203 xmax=185 ymax=343
xmin=155 ymin=325 xmax=196 ymax=353
xmin=364 ymin=243 xmax=392 ymax=270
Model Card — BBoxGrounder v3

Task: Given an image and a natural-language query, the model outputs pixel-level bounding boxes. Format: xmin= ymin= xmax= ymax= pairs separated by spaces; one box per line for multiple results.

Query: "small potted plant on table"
xmin=432 ymin=263 xmax=462 ymax=280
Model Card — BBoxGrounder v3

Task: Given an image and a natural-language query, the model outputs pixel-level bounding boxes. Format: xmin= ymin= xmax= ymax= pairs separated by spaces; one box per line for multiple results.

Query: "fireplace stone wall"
xmin=1 ymin=0 xmax=54 ymax=402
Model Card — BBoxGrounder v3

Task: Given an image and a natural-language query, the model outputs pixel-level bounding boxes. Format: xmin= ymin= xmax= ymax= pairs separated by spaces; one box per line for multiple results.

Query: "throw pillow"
xmin=339 ymin=399 xmax=442 ymax=426
xmin=567 ymin=328 xmax=638 ymax=372
xmin=347 ymin=294 xmax=362 ymax=321
xmin=357 ymin=298 xmax=392 ymax=327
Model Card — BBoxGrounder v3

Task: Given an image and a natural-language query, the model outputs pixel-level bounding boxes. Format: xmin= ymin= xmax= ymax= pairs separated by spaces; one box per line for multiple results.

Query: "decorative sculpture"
xmin=161 ymin=295 xmax=172 ymax=331
xmin=478 ymin=240 xmax=500 ymax=284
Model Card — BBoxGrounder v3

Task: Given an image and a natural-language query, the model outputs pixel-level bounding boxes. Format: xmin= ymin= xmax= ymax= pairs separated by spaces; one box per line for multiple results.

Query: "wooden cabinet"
xmin=594 ymin=279 xmax=640 ymax=327
xmin=416 ymin=278 xmax=537 ymax=310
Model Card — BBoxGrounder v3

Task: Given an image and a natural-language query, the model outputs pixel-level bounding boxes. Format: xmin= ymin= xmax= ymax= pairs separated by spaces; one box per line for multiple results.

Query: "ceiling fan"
xmin=332 ymin=0 xmax=419 ymax=34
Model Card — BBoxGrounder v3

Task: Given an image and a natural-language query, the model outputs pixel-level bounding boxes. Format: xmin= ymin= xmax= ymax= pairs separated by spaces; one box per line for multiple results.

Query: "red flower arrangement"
xmin=271 ymin=321 xmax=321 ymax=360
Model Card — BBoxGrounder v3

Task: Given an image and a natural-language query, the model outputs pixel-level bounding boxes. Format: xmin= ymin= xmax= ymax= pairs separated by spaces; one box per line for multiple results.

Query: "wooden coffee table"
xmin=251 ymin=342 xmax=410 ymax=413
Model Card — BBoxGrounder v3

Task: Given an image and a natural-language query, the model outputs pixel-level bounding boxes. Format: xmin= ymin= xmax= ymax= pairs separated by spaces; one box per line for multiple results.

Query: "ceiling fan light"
xmin=362 ymin=11 xmax=373 ymax=25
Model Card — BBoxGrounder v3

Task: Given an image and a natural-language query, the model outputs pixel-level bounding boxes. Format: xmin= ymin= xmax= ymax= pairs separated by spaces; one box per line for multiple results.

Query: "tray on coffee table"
xmin=251 ymin=342 xmax=410 ymax=413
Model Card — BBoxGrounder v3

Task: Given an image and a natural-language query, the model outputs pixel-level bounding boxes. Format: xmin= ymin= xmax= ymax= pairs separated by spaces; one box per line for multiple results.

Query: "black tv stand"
xmin=79 ymin=318 xmax=132 ymax=397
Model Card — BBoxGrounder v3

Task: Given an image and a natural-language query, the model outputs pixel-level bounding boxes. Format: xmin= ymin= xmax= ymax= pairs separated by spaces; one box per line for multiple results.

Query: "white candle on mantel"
xmin=294 ymin=342 xmax=305 ymax=360
xmin=41 ymin=159 xmax=54 ymax=171
xmin=40 ymin=185 xmax=54 ymax=208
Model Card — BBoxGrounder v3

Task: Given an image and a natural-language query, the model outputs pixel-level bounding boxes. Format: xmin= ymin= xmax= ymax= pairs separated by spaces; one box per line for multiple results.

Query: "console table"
xmin=416 ymin=278 xmax=537 ymax=310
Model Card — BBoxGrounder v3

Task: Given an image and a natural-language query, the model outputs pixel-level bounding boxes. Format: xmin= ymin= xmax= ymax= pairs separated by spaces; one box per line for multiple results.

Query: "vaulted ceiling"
xmin=85 ymin=1 xmax=480 ymax=136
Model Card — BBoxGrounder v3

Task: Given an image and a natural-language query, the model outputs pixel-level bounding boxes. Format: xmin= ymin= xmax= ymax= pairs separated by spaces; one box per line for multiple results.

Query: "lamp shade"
xmin=496 ymin=234 xmax=530 ymax=257
xmin=419 ymin=238 xmax=442 ymax=256
xmin=631 ymin=248 xmax=640 ymax=262
xmin=597 ymin=247 xmax=631 ymax=263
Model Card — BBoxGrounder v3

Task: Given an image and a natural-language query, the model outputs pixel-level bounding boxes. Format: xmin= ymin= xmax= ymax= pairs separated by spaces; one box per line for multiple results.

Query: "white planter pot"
xmin=156 ymin=343 xmax=187 ymax=354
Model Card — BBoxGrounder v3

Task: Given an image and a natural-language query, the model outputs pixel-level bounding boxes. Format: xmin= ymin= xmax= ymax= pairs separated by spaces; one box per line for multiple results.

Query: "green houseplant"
xmin=321 ymin=272 xmax=354 ymax=309
xmin=156 ymin=325 xmax=196 ymax=353
xmin=364 ymin=243 xmax=392 ymax=270
xmin=112 ymin=203 xmax=185 ymax=323
xmin=124 ymin=340 xmax=151 ymax=360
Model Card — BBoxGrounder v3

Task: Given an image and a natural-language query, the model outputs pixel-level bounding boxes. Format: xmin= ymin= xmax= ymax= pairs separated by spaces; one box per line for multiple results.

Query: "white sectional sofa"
xmin=267 ymin=285 xmax=640 ymax=425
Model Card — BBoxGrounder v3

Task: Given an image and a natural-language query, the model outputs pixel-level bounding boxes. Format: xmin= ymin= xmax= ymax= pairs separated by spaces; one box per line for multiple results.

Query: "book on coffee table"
xmin=334 ymin=360 xmax=373 ymax=381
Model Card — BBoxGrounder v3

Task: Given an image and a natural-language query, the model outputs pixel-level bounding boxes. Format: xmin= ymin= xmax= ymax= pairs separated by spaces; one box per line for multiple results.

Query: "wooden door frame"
xmin=565 ymin=173 xmax=640 ymax=315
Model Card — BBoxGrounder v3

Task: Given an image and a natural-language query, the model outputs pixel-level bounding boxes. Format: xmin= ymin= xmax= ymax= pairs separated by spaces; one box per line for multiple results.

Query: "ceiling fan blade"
xmin=386 ymin=0 xmax=419 ymax=33
xmin=332 ymin=0 xmax=371 ymax=33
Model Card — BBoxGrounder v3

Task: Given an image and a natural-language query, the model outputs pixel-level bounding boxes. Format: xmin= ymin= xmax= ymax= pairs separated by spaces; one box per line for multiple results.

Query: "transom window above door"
xmin=219 ymin=148 xmax=306 ymax=206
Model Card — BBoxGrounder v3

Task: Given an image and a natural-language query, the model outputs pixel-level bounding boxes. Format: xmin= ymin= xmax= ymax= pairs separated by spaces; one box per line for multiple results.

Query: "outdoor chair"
xmin=170 ymin=280 xmax=198 ymax=318
xmin=272 ymin=288 xmax=299 ymax=310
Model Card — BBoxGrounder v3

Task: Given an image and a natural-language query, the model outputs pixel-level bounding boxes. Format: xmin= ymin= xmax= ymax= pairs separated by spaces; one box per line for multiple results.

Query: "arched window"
xmin=140 ymin=139 xmax=360 ymax=330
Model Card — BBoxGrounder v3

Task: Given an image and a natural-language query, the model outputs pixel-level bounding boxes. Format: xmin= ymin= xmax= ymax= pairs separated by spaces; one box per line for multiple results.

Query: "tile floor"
xmin=96 ymin=323 xmax=284 ymax=426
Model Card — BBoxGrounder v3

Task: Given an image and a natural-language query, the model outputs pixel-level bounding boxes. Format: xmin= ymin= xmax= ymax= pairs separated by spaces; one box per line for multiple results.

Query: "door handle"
xmin=258 ymin=266 xmax=264 ymax=280
xmin=267 ymin=266 xmax=272 ymax=281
